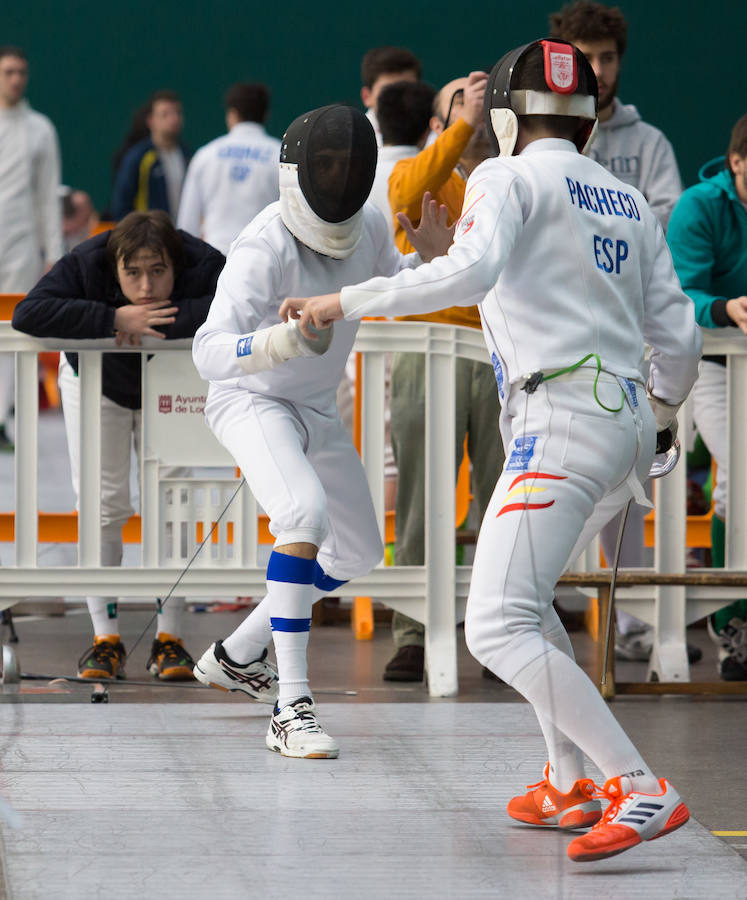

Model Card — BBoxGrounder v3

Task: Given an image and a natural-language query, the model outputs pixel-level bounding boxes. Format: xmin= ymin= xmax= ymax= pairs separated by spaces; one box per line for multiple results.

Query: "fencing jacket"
xmin=0 ymin=100 xmax=63 ymax=290
xmin=340 ymin=138 xmax=701 ymax=407
xmin=177 ymin=122 xmax=281 ymax=255
xmin=192 ymin=202 xmax=417 ymax=412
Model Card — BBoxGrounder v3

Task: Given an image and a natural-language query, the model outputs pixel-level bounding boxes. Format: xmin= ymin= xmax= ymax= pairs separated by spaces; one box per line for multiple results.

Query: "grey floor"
xmin=0 ymin=410 xmax=746 ymax=898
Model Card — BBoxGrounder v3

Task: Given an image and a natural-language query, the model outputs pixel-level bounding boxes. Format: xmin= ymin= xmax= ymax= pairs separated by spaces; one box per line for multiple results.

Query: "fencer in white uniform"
xmin=192 ymin=105 xmax=422 ymax=759
xmin=281 ymin=42 xmax=702 ymax=861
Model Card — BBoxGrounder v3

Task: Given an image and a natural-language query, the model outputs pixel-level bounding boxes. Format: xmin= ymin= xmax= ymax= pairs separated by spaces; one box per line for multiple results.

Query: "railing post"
xmin=650 ymin=404 xmax=689 ymax=682
xmin=727 ymin=355 xmax=747 ymax=568
xmin=14 ymin=351 xmax=39 ymax=567
xmin=424 ymin=328 xmax=457 ymax=697
xmin=77 ymin=351 xmax=102 ymax=568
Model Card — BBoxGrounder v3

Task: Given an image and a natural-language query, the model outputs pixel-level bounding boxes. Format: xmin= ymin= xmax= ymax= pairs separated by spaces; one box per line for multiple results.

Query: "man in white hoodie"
xmin=549 ymin=2 xmax=681 ymax=231
xmin=0 ymin=45 xmax=62 ymax=449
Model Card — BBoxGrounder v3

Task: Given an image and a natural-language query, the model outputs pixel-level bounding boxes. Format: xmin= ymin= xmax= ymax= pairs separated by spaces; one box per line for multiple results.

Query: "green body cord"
xmin=540 ymin=353 xmax=625 ymax=412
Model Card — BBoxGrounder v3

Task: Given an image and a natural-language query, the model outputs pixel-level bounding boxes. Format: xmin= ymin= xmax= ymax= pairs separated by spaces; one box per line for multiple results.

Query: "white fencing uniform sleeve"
xmin=192 ymin=233 xmax=283 ymax=381
xmin=642 ymin=223 xmax=702 ymax=406
xmin=341 ymin=168 xmax=525 ymax=320
xmin=35 ymin=118 xmax=63 ymax=265
xmin=177 ymin=151 xmax=204 ymax=239
xmin=369 ymin=206 xmax=420 ymax=277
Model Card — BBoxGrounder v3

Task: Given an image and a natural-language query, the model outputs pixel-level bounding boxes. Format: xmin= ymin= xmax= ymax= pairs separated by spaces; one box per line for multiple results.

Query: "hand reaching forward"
xmin=113 ymin=300 xmax=178 ymax=346
xmin=279 ymin=294 xmax=343 ymax=341
xmin=396 ymin=191 xmax=455 ymax=262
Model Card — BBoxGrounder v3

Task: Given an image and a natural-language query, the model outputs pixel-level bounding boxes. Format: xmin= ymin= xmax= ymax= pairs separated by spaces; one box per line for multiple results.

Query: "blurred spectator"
xmin=12 ymin=211 xmax=225 ymax=680
xmin=668 ymin=113 xmax=747 ymax=680
xmin=370 ymin=80 xmax=435 ymax=234
xmin=111 ymin=90 xmax=189 ymax=220
xmin=61 ymin=187 xmax=98 ymax=251
xmin=177 ymin=82 xmax=280 ymax=255
xmin=360 ymin=46 xmax=421 ymax=147
xmin=549 ymin=0 xmax=682 ymax=230
xmin=110 ymin=103 xmax=150 ymax=184
xmin=382 ymin=72 xmax=504 ymax=682
xmin=0 ymin=45 xmax=63 ymax=451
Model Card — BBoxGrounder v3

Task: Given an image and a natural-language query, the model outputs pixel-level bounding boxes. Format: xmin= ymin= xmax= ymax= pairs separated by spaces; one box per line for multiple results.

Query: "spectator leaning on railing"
xmin=12 ymin=211 xmax=225 ymax=682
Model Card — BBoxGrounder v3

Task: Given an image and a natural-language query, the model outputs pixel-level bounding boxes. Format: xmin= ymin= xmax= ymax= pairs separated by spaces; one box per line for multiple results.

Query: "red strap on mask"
xmin=541 ymin=41 xmax=578 ymax=94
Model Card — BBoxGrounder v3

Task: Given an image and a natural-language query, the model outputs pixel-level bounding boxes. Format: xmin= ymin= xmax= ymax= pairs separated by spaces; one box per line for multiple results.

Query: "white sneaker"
xmin=266 ymin=697 xmax=339 ymax=759
xmin=567 ymin=776 xmax=689 ymax=862
xmin=193 ymin=641 xmax=278 ymax=704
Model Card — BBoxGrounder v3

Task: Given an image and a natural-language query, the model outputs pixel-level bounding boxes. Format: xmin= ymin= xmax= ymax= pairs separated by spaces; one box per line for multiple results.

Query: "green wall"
xmin=2 ymin=1 xmax=741 ymax=212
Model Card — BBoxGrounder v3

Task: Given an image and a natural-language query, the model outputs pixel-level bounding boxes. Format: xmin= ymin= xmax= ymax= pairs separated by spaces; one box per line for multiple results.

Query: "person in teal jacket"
xmin=667 ymin=112 xmax=747 ymax=680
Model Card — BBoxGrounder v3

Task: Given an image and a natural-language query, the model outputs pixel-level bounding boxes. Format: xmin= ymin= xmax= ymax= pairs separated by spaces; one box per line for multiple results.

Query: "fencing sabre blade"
xmin=601 ymin=438 xmax=681 ymax=686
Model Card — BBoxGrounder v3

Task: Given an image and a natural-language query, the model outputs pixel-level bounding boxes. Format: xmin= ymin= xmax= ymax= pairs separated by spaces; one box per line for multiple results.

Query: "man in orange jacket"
xmin=383 ymin=72 xmax=505 ymax=682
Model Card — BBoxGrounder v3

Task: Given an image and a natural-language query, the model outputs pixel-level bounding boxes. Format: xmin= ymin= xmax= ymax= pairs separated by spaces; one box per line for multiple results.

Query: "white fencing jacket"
xmin=177 ymin=122 xmax=281 ymax=255
xmin=193 ymin=202 xmax=417 ymax=411
xmin=0 ymin=100 xmax=62 ymax=290
xmin=340 ymin=138 xmax=701 ymax=407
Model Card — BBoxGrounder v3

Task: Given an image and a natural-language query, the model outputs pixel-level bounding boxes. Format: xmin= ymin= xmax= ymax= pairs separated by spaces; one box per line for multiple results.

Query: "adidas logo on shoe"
xmin=542 ymin=795 xmax=556 ymax=813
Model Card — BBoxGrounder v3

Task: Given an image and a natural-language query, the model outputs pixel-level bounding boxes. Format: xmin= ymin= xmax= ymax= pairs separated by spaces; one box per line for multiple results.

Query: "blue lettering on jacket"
xmin=566 ymin=178 xmax=641 ymax=221
xmin=594 ymin=235 xmax=629 ymax=274
xmin=491 ymin=352 xmax=504 ymax=400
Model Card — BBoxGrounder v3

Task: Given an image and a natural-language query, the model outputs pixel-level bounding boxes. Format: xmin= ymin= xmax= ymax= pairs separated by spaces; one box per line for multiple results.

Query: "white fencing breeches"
xmin=466 ymin=371 xmax=655 ymax=679
xmin=206 ymin=389 xmax=383 ymax=582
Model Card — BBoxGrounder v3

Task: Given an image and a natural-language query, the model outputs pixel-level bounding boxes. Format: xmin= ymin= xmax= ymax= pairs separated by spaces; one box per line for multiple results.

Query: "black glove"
xmin=656 ymin=425 xmax=675 ymax=454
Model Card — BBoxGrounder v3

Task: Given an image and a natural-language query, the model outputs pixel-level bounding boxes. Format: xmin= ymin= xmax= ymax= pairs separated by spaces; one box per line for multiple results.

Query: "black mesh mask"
xmin=281 ymin=105 xmax=377 ymax=223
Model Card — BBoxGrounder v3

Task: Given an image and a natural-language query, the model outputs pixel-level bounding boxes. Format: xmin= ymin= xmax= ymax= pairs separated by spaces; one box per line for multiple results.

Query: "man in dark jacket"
xmin=13 ymin=210 xmax=225 ymax=680
xmin=111 ymin=90 xmax=190 ymax=220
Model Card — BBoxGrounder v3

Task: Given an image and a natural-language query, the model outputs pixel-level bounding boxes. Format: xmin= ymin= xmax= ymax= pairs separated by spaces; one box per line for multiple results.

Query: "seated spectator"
xmin=369 ymin=80 xmax=435 ymax=234
xmin=111 ymin=90 xmax=189 ymax=220
xmin=12 ymin=211 xmax=225 ymax=681
xmin=667 ymin=113 xmax=747 ymax=681
xmin=360 ymin=46 xmax=421 ymax=146
xmin=178 ymin=82 xmax=280 ymax=255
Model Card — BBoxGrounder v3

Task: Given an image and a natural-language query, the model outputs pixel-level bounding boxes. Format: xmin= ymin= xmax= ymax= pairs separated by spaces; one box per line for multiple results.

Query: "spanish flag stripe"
xmin=508 ymin=472 xmax=567 ymax=492
xmin=496 ymin=500 xmax=555 ymax=518
xmin=503 ymin=485 xmax=547 ymax=503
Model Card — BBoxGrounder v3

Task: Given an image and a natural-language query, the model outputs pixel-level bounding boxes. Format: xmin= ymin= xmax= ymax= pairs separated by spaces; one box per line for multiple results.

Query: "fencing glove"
xmin=647 ymin=387 xmax=680 ymax=454
xmin=236 ymin=320 xmax=333 ymax=374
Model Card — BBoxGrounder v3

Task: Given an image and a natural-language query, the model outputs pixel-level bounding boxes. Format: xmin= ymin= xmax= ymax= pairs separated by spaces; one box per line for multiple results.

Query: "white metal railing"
xmin=1 ymin=322 xmax=744 ymax=692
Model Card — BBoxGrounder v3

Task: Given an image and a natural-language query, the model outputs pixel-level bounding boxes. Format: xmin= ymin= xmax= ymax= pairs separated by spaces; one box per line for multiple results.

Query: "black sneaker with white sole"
xmin=266 ymin=696 xmax=339 ymax=759
xmin=193 ymin=641 xmax=278 ymax=704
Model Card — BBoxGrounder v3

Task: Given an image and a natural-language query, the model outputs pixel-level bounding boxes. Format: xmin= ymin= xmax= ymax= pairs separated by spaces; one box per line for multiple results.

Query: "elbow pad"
xmin=236 ymin=320 xmax=333 ymax=374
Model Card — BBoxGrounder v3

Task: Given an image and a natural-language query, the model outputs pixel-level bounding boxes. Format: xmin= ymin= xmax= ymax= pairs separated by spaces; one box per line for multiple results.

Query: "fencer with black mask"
xmin=191 ymin=105 xmax=446 ymax=758
xmin=280 ymin=43 xmax=701 ymax=860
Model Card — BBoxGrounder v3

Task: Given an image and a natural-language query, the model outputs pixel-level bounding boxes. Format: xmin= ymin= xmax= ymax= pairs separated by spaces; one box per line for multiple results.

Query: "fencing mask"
xmin=485 ymin=39 xmax=598 ymax=157
xmin=279 ymin=104 xmax=377 ymax=259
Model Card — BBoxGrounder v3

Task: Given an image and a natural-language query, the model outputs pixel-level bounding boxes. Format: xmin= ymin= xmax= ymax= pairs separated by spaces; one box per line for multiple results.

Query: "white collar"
xmin=279 ymin=163 xmax=364 ymax=259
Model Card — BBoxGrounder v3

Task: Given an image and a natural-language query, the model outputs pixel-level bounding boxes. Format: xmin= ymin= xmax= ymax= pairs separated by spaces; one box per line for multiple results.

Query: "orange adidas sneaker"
xmin=567 ymin=776 xmax=690 ymax=862
xmin=507 ymin=763 xmax=602 ymax=830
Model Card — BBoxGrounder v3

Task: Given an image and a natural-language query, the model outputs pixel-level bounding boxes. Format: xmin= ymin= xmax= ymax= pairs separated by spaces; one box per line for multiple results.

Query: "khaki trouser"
xmin=389 ymin=353 xmax=504 ymax=649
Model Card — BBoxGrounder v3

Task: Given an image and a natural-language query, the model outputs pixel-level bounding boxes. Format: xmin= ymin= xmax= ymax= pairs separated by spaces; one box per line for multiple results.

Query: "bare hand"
xmin=279 ymin=293 xmax=343 ymax=339
xmin=396 ymin=191 xmax=455 ymax=261
xmin=461 ymin=71 xmax=489 ymax=129
xmin=726 ymin=296 xmax=747 ymax=335
xmin=113 ymin=300 xmax=177 ymax=346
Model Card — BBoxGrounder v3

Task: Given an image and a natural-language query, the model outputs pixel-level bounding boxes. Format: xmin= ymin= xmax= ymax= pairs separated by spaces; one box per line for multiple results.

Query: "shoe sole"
xmin=568 ymin=803 xmax=690 ymax=861
xmin=508 ymin=808 xmax=602 ymax=830
xmin=156 ymin=667 xmax=196 ymax=681
xmin=78 ymin=670 xmax=125 ymax=680
xmin=193 ymin=662 xmax=276 ymax=704
xmin=265 ymin=738 xmax=339 ymax=760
